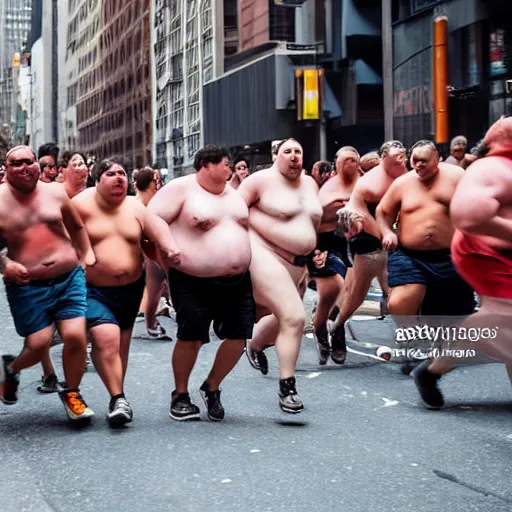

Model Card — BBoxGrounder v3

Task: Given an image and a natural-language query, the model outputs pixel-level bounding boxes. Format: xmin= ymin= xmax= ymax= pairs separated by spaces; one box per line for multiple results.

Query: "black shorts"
xmin=308 ymin=231 xmax=349 ymax=278
xmin=388 ymin=246 xmax=475 ymax=315
xmin=168 ymin=268 xmax=255 ymax=344
xmin=348 ymin=232 xmax=382 ymax=258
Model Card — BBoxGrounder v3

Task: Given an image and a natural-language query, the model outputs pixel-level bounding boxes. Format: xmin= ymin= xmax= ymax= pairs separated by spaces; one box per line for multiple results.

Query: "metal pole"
xmin=382 ymin=0 xmax=393 ymax=141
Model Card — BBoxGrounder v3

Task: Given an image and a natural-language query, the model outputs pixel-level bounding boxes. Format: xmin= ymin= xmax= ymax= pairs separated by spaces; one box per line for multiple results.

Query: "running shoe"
xmin=107 ymin=397 xmax=133 ymax=427
xmin=58 ymin=389 xmax=95 ymax=421
xmin=313 ymin=326 xmax=330 ymax=365
xmin=169 ymin=392 xmax=200 ymax=421
xmin=37 ymin=372 xmax=59 ymax=394
xmin=0 ymin=355 xmax=19 ymax=405
xmin=278 ymin=376 xmax=304 ymax=413
xmin=330 ymin=323 xmax=347 ymax=364
xmin=199 ymin=381 xmax=225 ymax=421
xmin=412 ymin=360 xmax=445 ymax=410
xmin=147 ymin=322 xmax=172 ymax=340
xmin=246 ymin=343 xmax=269 ymax=375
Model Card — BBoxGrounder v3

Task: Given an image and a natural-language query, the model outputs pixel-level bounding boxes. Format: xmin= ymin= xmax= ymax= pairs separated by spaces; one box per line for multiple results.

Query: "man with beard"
xmin=309 ymin=147 xmax=359 ymax=364
xmin=376 ymin=140 xmax=475 ymax=317
xmin=334 ymin=140 xmax=408 ymax=362
xmin=412 ymin=118 xmax=512 ymax=409
xmin=72 ymin=160 xmax=180 ymax=427
xmin=0 ymin=145 xmax=96 ymax=422
xmin=148 ymin=145 xmax=255 ymax=422
xmin=241 ymin=138 xmax=323 ymax=413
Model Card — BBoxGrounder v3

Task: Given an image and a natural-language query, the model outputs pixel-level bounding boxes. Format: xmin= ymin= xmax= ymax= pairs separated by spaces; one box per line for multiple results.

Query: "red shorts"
xmin=451 ymin=230 xmax=512 ymax=300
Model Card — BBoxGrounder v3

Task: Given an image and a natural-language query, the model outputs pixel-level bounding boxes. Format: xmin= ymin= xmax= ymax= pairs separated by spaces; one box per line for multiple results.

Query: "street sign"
xmin=274 ymin=0 xmax=306 ymax=6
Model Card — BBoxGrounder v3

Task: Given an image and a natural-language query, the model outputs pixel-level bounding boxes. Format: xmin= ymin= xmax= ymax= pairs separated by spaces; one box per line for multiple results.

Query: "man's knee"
xmin=280 ymin=311 xmax=306 ymax=332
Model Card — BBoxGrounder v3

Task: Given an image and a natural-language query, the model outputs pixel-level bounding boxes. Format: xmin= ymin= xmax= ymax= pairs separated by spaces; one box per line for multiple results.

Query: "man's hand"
xmin=164 ymin=248 xmax=181 ymax=266
xmin=81 ymin=249 xmax=97 ymax=269
xmin=336 ymin=208 xmax=365 ymax=238
xmin=3 ymin=259 xmax=30 ymax=284
xmin=382 ymin=232 xmax=398 ymax=250
xmin=312 ymin=250 xmax=327 ymax=269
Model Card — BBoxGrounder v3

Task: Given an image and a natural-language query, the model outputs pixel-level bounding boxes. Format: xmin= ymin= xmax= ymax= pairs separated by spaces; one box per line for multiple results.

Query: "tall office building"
xmin=77 ymin=0 xmax=152 ymax=169
xmin=0 ymin=0 xmax=32 ymax=137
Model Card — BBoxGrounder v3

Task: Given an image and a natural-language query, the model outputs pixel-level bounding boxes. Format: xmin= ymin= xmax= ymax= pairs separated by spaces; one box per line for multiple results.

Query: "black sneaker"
xmin=330 ymin=323 xmax=347 ymax=365
xmin=108 ymin=397 xmax=133 ymax=427
xmin=199 ymin=382 xmax=225 ymax=421
xmin=314 ymin=325 xmax=330 ymax=365
xmin=278 ymin=376 xmax=304 ymax=413
xmin=412 ymin=360 xmax=445 ymax=410
xmin=0 ymin=355 xmax=19 ymax=405
xmin=37 ymin=372 xmax=59 ymax=394
xmin=169 ymin=392 xmax=200 ymax=421
xmin=246 ymin=344 xmax=269 ymax=375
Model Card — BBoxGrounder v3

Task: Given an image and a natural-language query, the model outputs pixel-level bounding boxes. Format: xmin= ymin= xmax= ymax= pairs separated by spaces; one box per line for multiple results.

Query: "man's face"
xmin=451 ymin=143 xmax=466 ymax=161
xmin=311 ymin=163 xmax=331 ymax=186
xmin=336 ymin=150 xmax=360 ymax=176
xmin=234 ymin=160 xmax=249 ymax=181
xmin=97 ymin=164 xmax=128 ymax=205
xmin=39 ymin=155 xmax=58 ymax=181
xmin=276 ymin=140 xmax=303 ymax=181
xmin=383 ymin=146 xmax=407 ymax=174
xmin=411 ymin=146 xmax=439 ymax=181
xmin=64 ymin=153 xmax=88 ymax=187
xmin=5 ymin=147 xmax=40 ymax=193
xmin=207 ymin=157 xmax=232 ymax=185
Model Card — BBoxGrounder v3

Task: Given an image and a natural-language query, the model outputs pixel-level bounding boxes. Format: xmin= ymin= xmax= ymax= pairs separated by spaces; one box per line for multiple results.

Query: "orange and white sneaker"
xmin=58 ymin=389 xmax=95 ymax=421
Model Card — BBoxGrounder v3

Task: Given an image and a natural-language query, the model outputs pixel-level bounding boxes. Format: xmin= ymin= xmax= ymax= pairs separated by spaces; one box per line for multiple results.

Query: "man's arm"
xmin=451 ymin=163 xmax=512 ymax=240
xmin=61 ymin=196 xmax=96 ymax=267
xmin=137 ymin=201 xmax=180 ymax=265
xmin=146 ymin=179 xmax=186 ymax=225
xmin=376 ymin=180 xmax=402 ymax=246
xmin=238 ymin=173 xmax=260 ymax=207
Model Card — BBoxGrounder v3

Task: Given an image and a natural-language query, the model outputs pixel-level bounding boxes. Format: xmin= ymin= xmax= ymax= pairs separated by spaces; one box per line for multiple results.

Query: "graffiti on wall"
xmin=394 ymin=84 xmax=432 ymax=117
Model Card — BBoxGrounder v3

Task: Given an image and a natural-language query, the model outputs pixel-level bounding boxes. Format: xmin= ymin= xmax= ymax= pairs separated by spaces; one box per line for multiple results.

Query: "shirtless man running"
xmin=147 ymin=144 xmax=254 ymax=422
xmin=334 ymin=140 xmax=408 ymax=361
xmin=0 ymin=145 xmax=95 ymax=422
xmin=73 ymin=159 xmax=180 ymax=427
xmin=377 ymin=140 xmax=475 ymax=317
xmin=412 ymin=118 xmax=512 ymax=409
xmin=310 ymin=147 xmax=359 ymax=364
xmin=240 ymin=138 xmax=323 ymax=413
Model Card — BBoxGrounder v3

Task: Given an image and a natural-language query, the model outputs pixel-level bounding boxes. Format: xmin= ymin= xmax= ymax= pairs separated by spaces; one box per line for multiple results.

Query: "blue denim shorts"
xmin=86 ymin=273 xmax=145 ymax=331
xmin=5 ymin=266 xmax=87 ymax=338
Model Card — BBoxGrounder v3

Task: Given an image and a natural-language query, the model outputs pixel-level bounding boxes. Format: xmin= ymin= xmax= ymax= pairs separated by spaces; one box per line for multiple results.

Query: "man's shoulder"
xmin=71 ymin=186 xmax=95 ymax=205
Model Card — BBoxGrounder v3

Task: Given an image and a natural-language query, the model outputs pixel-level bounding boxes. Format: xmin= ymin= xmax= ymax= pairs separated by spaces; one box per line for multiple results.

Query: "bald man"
xmin=444 ymin=136 xmax=476 ymax=169
xmin=240 ymin=138 xmax=323 ymax=413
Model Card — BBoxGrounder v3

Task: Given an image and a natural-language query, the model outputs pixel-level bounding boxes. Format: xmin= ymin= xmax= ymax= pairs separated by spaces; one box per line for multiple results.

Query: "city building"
xmin=0 ymin=0 xmax=32 ymax=153
xmin=203 ymin=0 xmax=385 ymax=170
xmin=392 ymin=0 xmax=512 ymax=150
xmin=151 ymin=0 xmax=225 ymax=177
xmin=77 ymin=0 xmax=152 ymax=169
xmin=58 ymin=0 xmax=101 ymax=152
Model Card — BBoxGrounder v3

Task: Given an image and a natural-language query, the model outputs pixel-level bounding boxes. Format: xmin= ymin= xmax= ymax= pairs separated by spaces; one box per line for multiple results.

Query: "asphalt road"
xmin=1 ymin=286 xmax=511 ymax=512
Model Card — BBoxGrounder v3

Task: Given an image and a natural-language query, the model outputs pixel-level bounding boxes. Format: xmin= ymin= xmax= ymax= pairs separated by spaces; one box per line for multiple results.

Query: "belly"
xmin=171 ymin=223 xmax=252 ymax=278
xmin=398 ymin=209 xmax=454 ymax=250
xmin=87 ymin=238 xmax=143 ymax=286
xmin=249 ymin=209 xmax=318 ymax=256
xmin=10 ymin=225 xmax=79 ymax=279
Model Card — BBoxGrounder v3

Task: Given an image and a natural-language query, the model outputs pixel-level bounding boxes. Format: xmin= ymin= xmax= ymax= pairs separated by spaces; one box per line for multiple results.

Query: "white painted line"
xmin=381 ymin=397 xmax=399 ymax=407
xmin=221 ymin=479 xmax=232 ymax=484
xmin=306 ymin=372 xmax=322 ymax=379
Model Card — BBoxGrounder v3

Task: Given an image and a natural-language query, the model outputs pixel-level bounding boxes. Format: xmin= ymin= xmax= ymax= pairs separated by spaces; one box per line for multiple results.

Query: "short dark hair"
xmin=134 ymin=167 xmax=155 ymax=191
xmin=312 ymin=160 xmax=332 ymax=176
xmin=233 ymin=154 xmax=249 ymax=168
xmin=193 ymin=144 xmax=231 ymax=171
xmin=93 ymin=158 xmax=124 ymax=183
xmin=68 ymin=150 xmax=88 ymax=165
xmin=38 ymin=142 xmax=59 ymax=162
xmin=410 ymin=139 xmax=438 ymax=155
